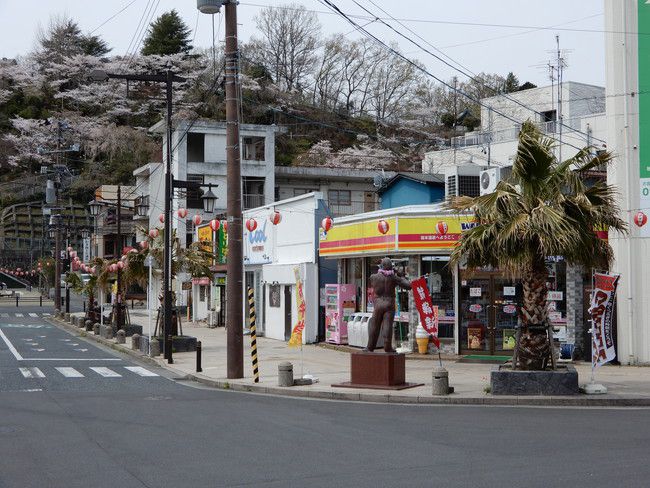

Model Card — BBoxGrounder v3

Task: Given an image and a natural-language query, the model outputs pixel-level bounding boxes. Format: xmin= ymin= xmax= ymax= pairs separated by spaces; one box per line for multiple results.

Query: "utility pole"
xmin=116 ymin=184 xmax=124 ymax=330
xmin=54 ymin=221 xmax=61 ymax=312
xmin=163 ymin=69 xmax=174 ymax=364
xmin=224 ymin=0 xmax=244 ymax=378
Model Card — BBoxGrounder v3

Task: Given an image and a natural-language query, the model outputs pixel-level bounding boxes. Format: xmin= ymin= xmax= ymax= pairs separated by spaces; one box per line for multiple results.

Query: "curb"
xmin=48 ymin=317 xmax=650 ymax=408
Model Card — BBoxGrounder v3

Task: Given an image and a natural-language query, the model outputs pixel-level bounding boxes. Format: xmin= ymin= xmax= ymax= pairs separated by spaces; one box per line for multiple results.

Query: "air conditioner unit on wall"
xmin=479 ymin=166 xmax=513 ymax=196
xmin=444 ymin=165 xmax=483 ymax=198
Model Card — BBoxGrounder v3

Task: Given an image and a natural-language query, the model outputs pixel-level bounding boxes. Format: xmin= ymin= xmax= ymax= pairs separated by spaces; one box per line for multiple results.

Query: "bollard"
xmin=278 ymin=362 xmax=294 ymax=387
xmin=432 ymin=367 xmax=450 ymax=396
xmin=40 ymin=296 xmax=42 ymax=307
xmin=248 ymin=287 xmax=260 ymax=383
xmin=85 ymin=320 xmax=93 ymax=332
xmin=150 ymin=338 xmax=161 ymax=357
xmin=116 ymin=329 xmax=126 ymax=344
xmin=93 ymin=323 xmax=100 ymax=335
xmin=131 ymin=333 xmax=141 ymax=351
xmin=15 ymin=295 xmax=19 ymax=307
xmin=105 ymin=327 xmax=113 ymax=340
xmin=196 ymin=341 xmax=202 ymax=372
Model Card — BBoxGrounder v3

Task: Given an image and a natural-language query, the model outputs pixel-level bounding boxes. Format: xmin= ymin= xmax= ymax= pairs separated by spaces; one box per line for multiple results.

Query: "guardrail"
xmin=0 ymin=293 xmax=52 ymax=307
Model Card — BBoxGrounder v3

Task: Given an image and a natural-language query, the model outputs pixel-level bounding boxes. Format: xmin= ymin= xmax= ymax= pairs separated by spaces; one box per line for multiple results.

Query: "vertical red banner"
xmin=411 ymin=277 xmax=440 ymax=347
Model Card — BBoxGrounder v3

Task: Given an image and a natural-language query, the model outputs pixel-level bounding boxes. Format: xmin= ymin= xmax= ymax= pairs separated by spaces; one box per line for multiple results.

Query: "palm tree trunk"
xmin=516 ymin=260 xmax=551 ymax=370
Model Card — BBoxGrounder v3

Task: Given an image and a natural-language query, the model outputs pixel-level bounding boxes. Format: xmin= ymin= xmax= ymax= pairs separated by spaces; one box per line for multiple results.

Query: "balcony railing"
xmin=450 ymin=117 xmax=585 ymax=148
xmin=327 ymin=200 xmax=379 ymax=218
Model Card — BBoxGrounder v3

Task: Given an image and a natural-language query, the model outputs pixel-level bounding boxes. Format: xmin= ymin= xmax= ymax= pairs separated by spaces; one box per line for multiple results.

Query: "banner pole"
xmin=590 ymin=268 xmax=595 ymax=384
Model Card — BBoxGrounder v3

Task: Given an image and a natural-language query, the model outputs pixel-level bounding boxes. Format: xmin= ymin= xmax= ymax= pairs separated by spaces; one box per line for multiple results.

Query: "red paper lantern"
xmin=193 ymin=214 xmax=202 ymax=226
xmin=377 ymin=219 xmax=390 ymax=235
xmin=70 ymin=251 xmax=77 ymax=259
xmin=436 ymin=221 xmax=448 ymax=235
xmin=321 ymin=216 xmax=333 ymax=232
xmin=117 ymin=261 xmax=125 ymax=270
xmin=140 ymin=240 xmax=148 ymax=249
xmin=269 ymin=211 xmax=282 ymax=225
xmin=246 ymin=218 xmax=257 ymax=232
xmin=67 ymin=246 xmax=73 ymax=253
xmin=158 ymin=213 xmax=165 ymax=224
xmin=209 ymin=219 xmax=221 ymax=232
xmin=177 ymin=208 xmax=188 ymax=219
xmin=222 ymin=221 xmax=228 ymax=233
xmin=634 ymin=211 xmax=648 ymax=228
xmin=149 ymin=228 xmax=159 ymax=239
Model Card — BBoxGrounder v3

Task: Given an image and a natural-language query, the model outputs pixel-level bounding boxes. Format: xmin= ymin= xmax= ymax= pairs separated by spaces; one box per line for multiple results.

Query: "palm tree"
xmin=448 ymin=121 xmax=626 ymax=370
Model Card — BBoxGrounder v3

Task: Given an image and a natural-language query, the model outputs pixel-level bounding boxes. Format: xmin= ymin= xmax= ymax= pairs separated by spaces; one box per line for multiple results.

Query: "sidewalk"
xmin=54 ymin=308 xmax=650 ymax=407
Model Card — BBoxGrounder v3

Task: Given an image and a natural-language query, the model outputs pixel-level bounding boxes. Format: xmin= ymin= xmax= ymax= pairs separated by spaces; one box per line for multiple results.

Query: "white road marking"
xmin=0 ymin=329 xmax=23 ymax=360
xmin=125 ymin=366 xmax=158 ymax=377
xmin=1 ymin=313 xmax=8 ymax=318
xmin=31 ymin=348 xmax=45 ymax=352
xmin=39 ymin=335 xmax=46 ymax=338
xmin=19 ymin=367 xmax=45 ymax=378
xmin=28 ymin=313 xmax=38 ymax=317
xmin=21 ymin=358 xmax=121 ymax=361
xmin=15 ymin=313 xmax=23 ymax=317
xmin=60 ymin=339 xmax=70 ymax=342
xmin=90 ymin=367 xmax=121 ymax=378
xmin=74 ymin=348 xmax=88 ymax=352
xmin=69 ymin=343 xmax=79 ymax=346
xmin=56 ymin=367 xmax=84 ymax=378
xmin=42 ymin=313 xmax=51 ymax=316
xmin=22 ymin=339 xmax=33 ymax=341
xmin=19 ymin=389 xmax=42 ymax=392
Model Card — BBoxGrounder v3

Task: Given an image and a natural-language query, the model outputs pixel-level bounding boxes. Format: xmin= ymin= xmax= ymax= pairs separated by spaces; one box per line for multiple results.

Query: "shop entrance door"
xmin=459 ymin=272 xmax=521 ymax=356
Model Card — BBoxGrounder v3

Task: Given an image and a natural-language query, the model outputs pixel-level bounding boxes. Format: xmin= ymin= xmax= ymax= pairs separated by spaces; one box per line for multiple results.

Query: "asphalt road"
xmin=1 ymin=308 xmax=649 ymax=487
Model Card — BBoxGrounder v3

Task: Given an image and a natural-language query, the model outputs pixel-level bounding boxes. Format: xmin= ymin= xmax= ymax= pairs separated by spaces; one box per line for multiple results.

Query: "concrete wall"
xmin=605 ymin=0 xmax=650 ymax=364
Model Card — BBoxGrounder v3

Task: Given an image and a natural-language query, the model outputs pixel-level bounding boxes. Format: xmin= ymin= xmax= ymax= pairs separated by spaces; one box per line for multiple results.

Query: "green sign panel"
xmin=639 ymin=0 xmax=650 ymax=179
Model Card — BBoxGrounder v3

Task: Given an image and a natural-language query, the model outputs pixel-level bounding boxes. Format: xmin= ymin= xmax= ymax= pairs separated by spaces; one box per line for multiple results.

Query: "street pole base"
xmin=580 ymin=382 xmax=608 ymax=395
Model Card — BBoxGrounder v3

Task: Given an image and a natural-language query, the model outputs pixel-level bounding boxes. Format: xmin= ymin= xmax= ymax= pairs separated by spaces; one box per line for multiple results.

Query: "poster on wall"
xmin=467 ymin=328 xmax=482 ymax=349
xmin=269 ymin=284 xmax=281 ymax=307
xmin=502 ymin=329 xmax=516 ymax=350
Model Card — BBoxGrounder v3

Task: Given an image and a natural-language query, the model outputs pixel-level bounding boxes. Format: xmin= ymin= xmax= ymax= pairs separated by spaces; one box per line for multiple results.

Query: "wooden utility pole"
xmin=225 ymin=0 xmax=244 ymax=378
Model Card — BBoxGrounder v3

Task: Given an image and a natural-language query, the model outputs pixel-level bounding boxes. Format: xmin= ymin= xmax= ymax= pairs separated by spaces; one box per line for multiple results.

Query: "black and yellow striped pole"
xmin=248 ymin=286 xmax=260 ymax=383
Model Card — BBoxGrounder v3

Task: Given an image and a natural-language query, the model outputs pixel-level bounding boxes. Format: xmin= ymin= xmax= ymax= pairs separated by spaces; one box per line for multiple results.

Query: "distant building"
xmin=378 ymin=173 xmax=444 ymax=209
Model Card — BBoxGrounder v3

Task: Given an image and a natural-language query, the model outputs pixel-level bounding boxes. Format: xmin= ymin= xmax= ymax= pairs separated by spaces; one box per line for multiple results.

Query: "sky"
xmin=0 ymin=0 xmax=606 ymax=88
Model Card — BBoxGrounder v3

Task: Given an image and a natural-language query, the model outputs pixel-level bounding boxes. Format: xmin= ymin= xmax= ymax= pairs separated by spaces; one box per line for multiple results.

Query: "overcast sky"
xmin=0 ymin=0 xmax=605 ymax=88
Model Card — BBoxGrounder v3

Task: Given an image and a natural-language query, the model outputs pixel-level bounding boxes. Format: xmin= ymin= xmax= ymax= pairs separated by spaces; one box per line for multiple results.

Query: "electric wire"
xmin=89 ymin=0 xmax=140 ymax=35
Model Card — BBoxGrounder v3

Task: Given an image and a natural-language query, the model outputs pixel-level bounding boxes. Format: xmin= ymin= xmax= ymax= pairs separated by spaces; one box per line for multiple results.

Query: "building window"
xmin=328 ymin=189 xmax=351 ymax=206
xmin=186 ymin=174 xmax=204 ymax=209
xmin=293 ymin=188 xmax=318 ymax=197
xmin=242 ymin=137 xmax=265 ymax=161
xmin=187 ymin=133 xmax=205 ymax=163
xmin=243 ymin=177 xmax=265 ymax=209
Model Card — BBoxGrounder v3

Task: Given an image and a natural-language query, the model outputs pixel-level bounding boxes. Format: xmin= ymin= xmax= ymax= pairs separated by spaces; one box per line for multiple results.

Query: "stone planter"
xmin=119 ymin=325 xmax=143 ymax=337
xmin=490 ymin=364 xmax=579 ymax=396
xmin=155 ymin=335 xmax=197 ymax=353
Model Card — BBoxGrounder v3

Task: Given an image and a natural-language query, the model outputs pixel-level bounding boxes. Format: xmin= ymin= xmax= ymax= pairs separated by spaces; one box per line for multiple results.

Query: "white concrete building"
xmin=243 ymin=193 xmax=335 ymax=344
xmin=605 ymin=1 xmax=650 ymax=365
xmin=423 ymin=82 xmax=607 ymax=175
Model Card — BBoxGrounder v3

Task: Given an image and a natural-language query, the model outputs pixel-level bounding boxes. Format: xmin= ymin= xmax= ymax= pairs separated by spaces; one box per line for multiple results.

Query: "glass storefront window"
xmin=421 ymin=256 xmax=454 ymax=338
xmin=345 ymin=258 xmax=364 ymax=312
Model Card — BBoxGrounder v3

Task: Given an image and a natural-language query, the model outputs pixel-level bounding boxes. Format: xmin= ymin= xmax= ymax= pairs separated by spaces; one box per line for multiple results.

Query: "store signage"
xmin=503 ymin=304 xmax=517 ymax=314
xmin=244 ymin=218 xmax=272 ymax=265
xmin=590 ymin=272 xmax=620 ymax=368
xmin=548 ymin=311 xmax=562 ymax=322
xmin=469 ymin=304 xmax=483 ymax=313
xmin=192 ymin=277 xmax=210 ymax=285
xmin=503 ymin=286 xmax=516 ymax=296
xmin=639 ymin=0 xmax=650 ymax=237
xmin=411 ymin=277 xmax=440 ymax=347
xmin=547 ymin=291 xmax=563 ymax=301
xmin=469 ymin=287 xmax=482 ymax=297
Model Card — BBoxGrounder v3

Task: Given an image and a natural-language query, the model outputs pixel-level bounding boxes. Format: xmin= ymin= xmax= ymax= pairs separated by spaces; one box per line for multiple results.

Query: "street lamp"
xmin=48 ymin=214 xmax=63 ymax=312
xmin=202 ymin=187 xmax=217 ymax=213
xmin=135 ymin=197 xmax=149 ymax=218
xmin=88 ymin=199 xmax=102 ymax=217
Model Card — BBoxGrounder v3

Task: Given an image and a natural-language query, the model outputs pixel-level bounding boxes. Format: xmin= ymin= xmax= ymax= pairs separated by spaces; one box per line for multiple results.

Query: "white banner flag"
xmin=589 ymin=272 xmax=619 ymax=368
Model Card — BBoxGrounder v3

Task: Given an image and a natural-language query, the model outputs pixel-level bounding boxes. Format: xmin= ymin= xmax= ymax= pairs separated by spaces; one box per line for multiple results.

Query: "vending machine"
xmin=325 ymin=284 xmax=356 ymax=345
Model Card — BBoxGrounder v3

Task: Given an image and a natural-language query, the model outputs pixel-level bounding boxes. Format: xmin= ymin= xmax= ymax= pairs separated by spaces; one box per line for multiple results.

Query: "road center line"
xmin=0 ymin=329 xmax=24 ymax=360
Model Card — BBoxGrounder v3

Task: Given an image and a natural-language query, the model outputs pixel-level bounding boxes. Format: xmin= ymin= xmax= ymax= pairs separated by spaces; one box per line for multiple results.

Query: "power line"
xmin=121 ymin=0 xmax=153 ymax=71
xmin=316 ymin=0 xmax=590 ymax=155
xmin=355 ymin=0 xmax=606 ymax=147
xmin=89 ymin=0 xmax=140 ymax=35
xmin=239 ymin=3 xmax=644 ymax=36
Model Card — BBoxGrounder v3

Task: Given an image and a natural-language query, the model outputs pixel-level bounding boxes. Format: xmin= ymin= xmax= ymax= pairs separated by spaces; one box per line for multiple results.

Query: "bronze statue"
xmin=364 ymin=257 xmax=412 ymax=353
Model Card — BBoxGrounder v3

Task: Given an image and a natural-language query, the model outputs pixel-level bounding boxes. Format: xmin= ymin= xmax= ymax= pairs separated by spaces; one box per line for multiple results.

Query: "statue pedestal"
xmin=333 ymin=351 xmax=423 ymax=390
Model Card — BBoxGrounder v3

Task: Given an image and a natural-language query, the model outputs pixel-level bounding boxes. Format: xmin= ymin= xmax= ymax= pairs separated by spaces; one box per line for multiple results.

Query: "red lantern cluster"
xmin=269 ymin=211 xmax=282 ymax=225
xmin=246 ymin=218 xmax=257 ymax=232
xmin=321 ymin=216 xmax=332 ymax=232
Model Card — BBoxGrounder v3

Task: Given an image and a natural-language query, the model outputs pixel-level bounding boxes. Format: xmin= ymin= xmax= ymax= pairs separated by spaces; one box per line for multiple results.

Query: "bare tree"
xmin=253 ymin=4 xmax=321 ymax=92
xmin=312 ymin=36 xmax=345 ymax=110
